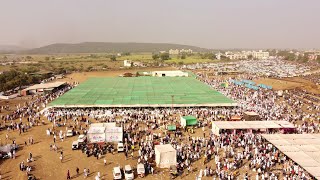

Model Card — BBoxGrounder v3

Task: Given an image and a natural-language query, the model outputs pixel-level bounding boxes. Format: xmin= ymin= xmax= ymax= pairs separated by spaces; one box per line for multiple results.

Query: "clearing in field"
xmin=49 ymin=76 xmax=235 ymax=107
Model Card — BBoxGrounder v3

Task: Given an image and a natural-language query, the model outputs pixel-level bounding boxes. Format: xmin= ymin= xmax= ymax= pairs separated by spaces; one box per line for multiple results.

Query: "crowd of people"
xmin=1 ymin=69 xmax=319 ymax=179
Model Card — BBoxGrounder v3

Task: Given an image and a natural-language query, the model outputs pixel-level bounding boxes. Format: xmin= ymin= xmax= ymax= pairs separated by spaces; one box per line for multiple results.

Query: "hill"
xmin=24 ymin=42 xmax=209 ymax=54
xmin=0 ymin=45 xmax=26 ymax=53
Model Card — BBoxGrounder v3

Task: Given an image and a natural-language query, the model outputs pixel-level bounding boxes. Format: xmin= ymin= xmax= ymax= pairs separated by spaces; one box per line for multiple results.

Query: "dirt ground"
xmin=0 ymin=116 xmax=255 ymax=180
xmin=254 ymin=77 xmax=320 ymax=94
xmin=61 ymin=67 xmax=177 ymax=83
xmin=0 ymin=70 xmax=317 ymax=180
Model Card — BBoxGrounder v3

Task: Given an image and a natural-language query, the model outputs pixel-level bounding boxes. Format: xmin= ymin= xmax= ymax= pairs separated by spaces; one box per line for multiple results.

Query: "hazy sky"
xmin=0 ymin=0 xmax=319 ymax=49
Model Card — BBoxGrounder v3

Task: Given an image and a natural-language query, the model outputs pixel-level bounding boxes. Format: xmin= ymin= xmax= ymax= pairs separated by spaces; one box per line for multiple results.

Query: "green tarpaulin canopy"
xmin=167 ymin=125 xmax=176 ymax=131
xmin=182 ymin=116 xmax=198 ymax=126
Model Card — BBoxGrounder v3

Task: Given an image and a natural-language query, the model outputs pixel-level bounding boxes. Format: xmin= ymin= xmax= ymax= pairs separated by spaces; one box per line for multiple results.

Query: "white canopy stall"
xmin=155 ymin=144 xmax=177 ymax=168
xmin=105 ymin=127 xmax=123 ymax=142
xmin=87 ymin=126 xmax=106 ymax=143
xmin=211 ymin=121 xmax=295 ymax=136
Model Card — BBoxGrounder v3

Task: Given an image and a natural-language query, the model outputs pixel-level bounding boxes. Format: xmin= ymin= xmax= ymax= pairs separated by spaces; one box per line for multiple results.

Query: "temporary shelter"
xmin=243 ymin=111 xmax=260 ymax=121
xmin=87 ymin=126 xmax=106 ymax=143
xmin=262 ymin=134 xmax=320 ymax=179
xmin=211 ymin=121 xmax=295 ymax=136
xmin=180 ymin=116 xmax=197 ymax=127
xmin=105 ymin=127 xmax=123 ymax=142
xmin=167 ymin=125 xmax=176 ymax=131
xmin=155 ymin=144 xmax=177 ymax=168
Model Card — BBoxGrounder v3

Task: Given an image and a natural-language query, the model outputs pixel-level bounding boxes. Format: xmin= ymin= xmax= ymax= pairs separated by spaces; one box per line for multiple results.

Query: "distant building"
xmin=159 ymin=51 xmax=166 ymax=54
xmin=180 ymin=49 xmax=193 ymax=54
xmin=169 ymin=49 xmax=180 ymax=55
xmin=123 ymin=60 xmax=132 ymax=67
xmin=252 ymin=50 xmax=270 ymax=60
xmin=225 ymin=52 xmax=247 ymax=60
xmin=169 ymin=49 xmax=193 ymax=55
xmin=215 ymin=52 xmax=223 ymax=60
xmin=308 ymin=54 xmax=319 ymax=61
xmin=152 ymin=70 xmax=188 ymax=77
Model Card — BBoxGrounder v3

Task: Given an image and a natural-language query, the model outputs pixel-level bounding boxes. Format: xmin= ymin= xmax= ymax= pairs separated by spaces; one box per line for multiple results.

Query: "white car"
xmin=124 ymin=165 xmax=134 ymax=180
xmin=117 ymin=143 xmax=124 ymax=152
xmin=137 ymin=163 xmax=145 ymax=178
xmin=77 ymin=134 xmax=87 ymax=143
xmin=66 ymin=130 xmax=73 ymax=137
xmin=113 ymin=166 xmax=122 ymax=180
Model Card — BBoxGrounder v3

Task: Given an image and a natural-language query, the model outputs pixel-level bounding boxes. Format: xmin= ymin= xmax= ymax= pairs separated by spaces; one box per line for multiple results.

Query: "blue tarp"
xmin=257 ymin=84 xmax=272 ymax=89
xmin=245 ymin=84 xmax=259 ymax=90
xmin=242 ymin=80 xmax=256 ymax=85
xmin=230 ymin=79 xmax=244 ymax=85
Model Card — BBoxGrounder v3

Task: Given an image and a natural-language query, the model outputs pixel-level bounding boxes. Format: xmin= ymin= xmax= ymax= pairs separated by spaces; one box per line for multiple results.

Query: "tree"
xmin=316 ymin=55 xmax=320 ymax=63
xmin=248 ymin=55 xmax=253 ymax=60
xmin=178 ymin=61 xmax=184 ymax=65
xmin=86 ymin=66 xmax=93 ymax=72
xmin=152 ymin=54 xmax=160 ymax=60
xmin=110 ymin=55 xmax=117 ymax=61
xmin=160 ymin=53 xmax=170 ymax=60
xmin=220 ymin=55 xmax=230 ymax=61
xmin=45 ymin=57 xmax=50 ymax=61
xmin=181 ymin=53 xmax=186 ymax=59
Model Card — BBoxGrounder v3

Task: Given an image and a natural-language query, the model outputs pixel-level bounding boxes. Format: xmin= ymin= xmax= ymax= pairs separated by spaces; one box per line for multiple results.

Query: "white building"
xmin=123 ymin=60 xmax=132 ymax=67
xmin=215 ymin=52 xmax=223 ymax=60
xmin=225 ymin=52 xmax=248 ymax=60
xmin=180 ymin=49 xmax=193 ymax=54
xmin=252 ymin=50 xmax=270 ymax=60
xmin=152 ymin=70 xmax=188 ymax=77
xmin=169 ymin=49 xmax=193 ymax=55
xmin=169 ymin=49 xmax=180 ymax=55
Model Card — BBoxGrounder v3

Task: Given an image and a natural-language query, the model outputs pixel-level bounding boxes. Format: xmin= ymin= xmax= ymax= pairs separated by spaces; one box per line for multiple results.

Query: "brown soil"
xmin=0 ymin=70 xmax=318 ymax=180
xmin=254 ymin=77 xmax=320 ymax=94
xmin=61 ymin=67 xmax=177 ymax=83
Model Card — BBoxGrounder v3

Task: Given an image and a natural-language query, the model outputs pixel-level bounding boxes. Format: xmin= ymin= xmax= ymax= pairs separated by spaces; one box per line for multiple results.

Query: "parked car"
xmin=66 ymin=130 xmax=74 ymax=137
xmin=77 ymin=134 xmax=87 ymax=144
xmin=72 ymin=141 xmax=79 ymax=150
xmin=124 ymin=165 xmax=134 ymax=180
xmin=137 ymin=163 xmax=145 ymax=178
xmin=113 ymin=166 xmax=122 ymax=180
xmin=117 ymin=142 xmax=124 ymax=152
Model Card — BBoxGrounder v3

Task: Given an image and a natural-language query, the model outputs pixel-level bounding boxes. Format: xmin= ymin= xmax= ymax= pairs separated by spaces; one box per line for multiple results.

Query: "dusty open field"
xmin=0 ymin=69 xmax=317 ymax=180
xmin=254 ymin=77 xmax=320 ymax=94
xmin=62 ymin=67 xmax=177 ymax=83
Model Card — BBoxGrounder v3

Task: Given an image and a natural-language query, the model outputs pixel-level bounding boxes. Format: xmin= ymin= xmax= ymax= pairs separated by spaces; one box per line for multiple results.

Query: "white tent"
xmin=155 ymin=144 xmax=177 ymax=168
xmin=105 ymin=127 xmax=123 ymax=142
xmin=88 ymin=123 xmax=122 ymax=142
xmin=211 ymin=121 xmax=295 ymax=136
xmin=262 ymin=134 xmax=320 ymax=179
xmin=87 ymin=126 xmax=106 ymax=143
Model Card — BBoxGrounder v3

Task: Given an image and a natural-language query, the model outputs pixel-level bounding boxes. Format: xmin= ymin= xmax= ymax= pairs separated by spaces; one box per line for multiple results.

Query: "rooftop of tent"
xmin=181 ymin=116 xmax=197 ymax=120
xmin=49 ymin=76 xmax=236 ymax=108
xmin=261 ymin=134 xmax=320 ymax=179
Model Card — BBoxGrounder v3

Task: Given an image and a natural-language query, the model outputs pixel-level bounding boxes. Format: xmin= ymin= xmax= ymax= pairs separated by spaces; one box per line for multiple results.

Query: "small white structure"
xmin=152 ymin=70 xmax=188 ymax=77
xmin=211 ymin=121 xmax=295 ymax=136
xmin=155 ymin=144 xmax=177 ymax=168
xmin=124 ymin=60 xmax=132 ymax=67
xmin=105 ymin=127 xmax=123 ymax=142
xmin=87 ymin=123 xmax=123 ymax=143
xmin=87 ymin=126 xmax=106 ymax=143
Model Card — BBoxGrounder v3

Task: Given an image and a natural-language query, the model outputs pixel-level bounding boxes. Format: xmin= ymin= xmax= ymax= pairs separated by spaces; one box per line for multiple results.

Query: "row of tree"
xmin=152 ymin=53 xmax=170 ymax=61
xmin=0 ymin=70 xmax=43 ymax=92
